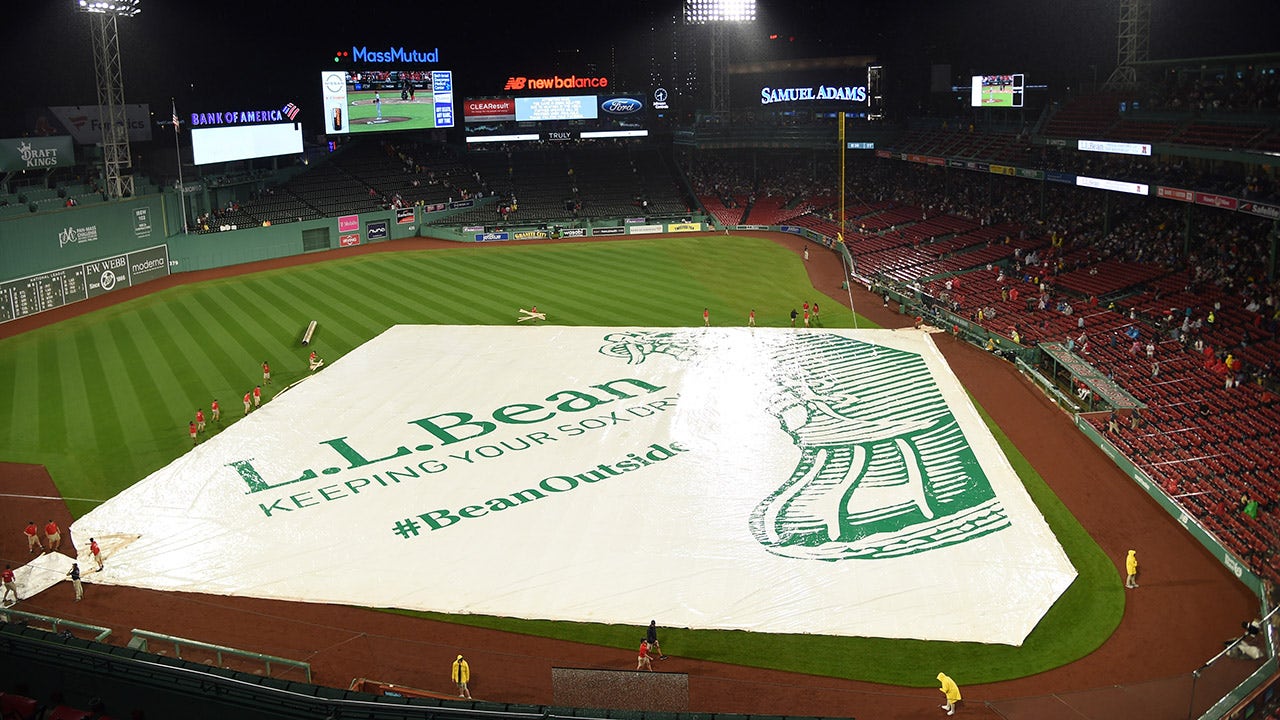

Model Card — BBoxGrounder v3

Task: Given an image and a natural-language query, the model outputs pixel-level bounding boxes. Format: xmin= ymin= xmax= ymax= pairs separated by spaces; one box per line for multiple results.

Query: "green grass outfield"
xmin=0 ymin=234 xmax=1123 ymax=686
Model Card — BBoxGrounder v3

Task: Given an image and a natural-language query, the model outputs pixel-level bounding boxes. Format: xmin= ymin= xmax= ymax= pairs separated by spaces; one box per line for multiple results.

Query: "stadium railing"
xmin=0 ymin=607 xmax=112 ymax=642
xmin=127 ymin=628 xmax=311 ymax=682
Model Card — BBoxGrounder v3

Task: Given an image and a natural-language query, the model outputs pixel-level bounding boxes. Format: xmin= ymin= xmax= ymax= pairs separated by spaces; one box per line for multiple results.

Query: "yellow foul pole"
xmin=838 ymin=112 xmax=845 ymax=244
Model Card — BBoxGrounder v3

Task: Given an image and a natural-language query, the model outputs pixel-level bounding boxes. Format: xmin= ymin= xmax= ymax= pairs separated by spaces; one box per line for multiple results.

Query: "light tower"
xmin=78 ymin=0 xmax=141 ymax=199
xmin=1104 ymin=0 xmax=1150 ymax=89
xmin=683 ymin=0 xmax=756 ymax=119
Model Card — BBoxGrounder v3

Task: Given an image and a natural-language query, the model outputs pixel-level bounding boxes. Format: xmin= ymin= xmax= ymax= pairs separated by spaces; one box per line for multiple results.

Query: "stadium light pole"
xmin=1103 ymin=0 xmax=1150 ymax=90
xmin=77 ymin=0 xmax=141 ymax=200
xmin=683 ymin=0 xmax=756 ymax=119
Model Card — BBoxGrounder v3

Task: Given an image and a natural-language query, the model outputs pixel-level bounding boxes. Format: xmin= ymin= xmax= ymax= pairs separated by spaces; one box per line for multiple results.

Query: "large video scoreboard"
xmin=322 ymin=70 xmax=456 ymax=134
xmin=463 ymin=92 xmax=648 ymax=143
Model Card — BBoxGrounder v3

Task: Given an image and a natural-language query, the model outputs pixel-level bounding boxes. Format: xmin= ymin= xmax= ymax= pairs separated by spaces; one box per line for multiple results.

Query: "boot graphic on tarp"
xmin=599 ymin=329 xmax=1010 ymax=560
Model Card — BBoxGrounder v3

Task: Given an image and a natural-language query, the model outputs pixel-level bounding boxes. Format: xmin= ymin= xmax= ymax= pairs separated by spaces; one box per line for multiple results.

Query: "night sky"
xmin=1 ymin=0 xmax=1276 ymax=135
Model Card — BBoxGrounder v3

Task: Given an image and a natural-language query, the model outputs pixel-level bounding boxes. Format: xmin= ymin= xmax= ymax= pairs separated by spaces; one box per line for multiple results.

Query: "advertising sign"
xmin=513 ymin=230 xmax=550 ymax=240
xmin=1194 ymin=192 xmax=1237 ymax=210
xmin=339 ymin=233 xmax=361 ymax=247
xmin=1077 ymin=139 xmax=1151 ymax=156
xmin=366 ymin=220 xmax=389 ymax=240
xmin=0 ymin=244 xmax=169 ymax=324
xmin=396 ymin=207 xmax=416 ymax=225
xmin=629 ymin=224 xmax=663 ymax=235
xmin=475 ymin=232 xmax=510 ymax=242
xmin=560 ymin=228 xmax=588 ymax=238
xmin=666 ymin=222 xmax=702 ymax=233
xmin=591 ymin=226 xmax=625 ymax=236
xmin=1156 ymin=187 xmax=1194 ymax=202
xmin=46 ymin=104 xmax=153 ymax=144
xmin=759 ymin=85 xmax=867 ymax=105
xmin=339 ymin=215 xmax=360 ymax=233
xmin=503 ymin=74 xmax=609 ymax=92
xmin=464 ymin=99 xmax=516 ymax=122
xmin=1240 ymin=201 xmax=1280 ymax=220
xmin=133 ymin=207 xmax=153 ymax=239
xmin=1076 ymin=176 xmax=1149 ymax=196
xmin=0 ymin=136 xmax=75 ymax=172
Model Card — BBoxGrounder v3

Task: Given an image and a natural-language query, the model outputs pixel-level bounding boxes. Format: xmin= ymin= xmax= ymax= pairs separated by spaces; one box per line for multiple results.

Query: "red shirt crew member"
xmin=253 ymin=385 xmax=262 ymax=407
xmin=211 ymin=399 xmax=220 ymax=422
xmin=243 ymin=391 xmax=252 ymax=414
xmin=262 ymin=361 xmax=271 ymax=384
xmin=1 ymin=565 xmax=17 ymax=604
xmin=195 ymin=408 xmax=205 ymax=432
xmin=44 ymin=520 xmax=61 ymax=551
xmin=90 ymin=537 xmax=103 ymax=571
xmin=637 ymin=640 xmax=654 ymax=671
xmin=189 ymin=421 xmax=198 ymax=445
xmin=24 ymin=521 xmax=40 ymax=553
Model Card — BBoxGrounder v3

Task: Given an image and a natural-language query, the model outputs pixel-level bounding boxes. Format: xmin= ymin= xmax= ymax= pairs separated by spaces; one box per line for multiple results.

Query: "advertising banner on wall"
xmin=0 ymin=136 xmax=75 ymax=172
xmin=45 ymin=105 xmax=153 ymax=144
xmin=366 ymin=220 xmax=389 ymax=241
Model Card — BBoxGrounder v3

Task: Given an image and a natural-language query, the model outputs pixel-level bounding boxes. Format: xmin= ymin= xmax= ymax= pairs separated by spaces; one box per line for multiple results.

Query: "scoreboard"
xmin=0 ymin=244 xmax=170 ymax=324
xmin=464 ymin=92 xmax=648 ymax=143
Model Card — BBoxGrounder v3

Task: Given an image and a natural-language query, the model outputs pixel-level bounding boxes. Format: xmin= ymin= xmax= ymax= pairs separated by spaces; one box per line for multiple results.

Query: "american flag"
xmin=283 ymin=102 xmax=300 ymax=121
xmin=171 ymin=100 xmax=180 ymax=133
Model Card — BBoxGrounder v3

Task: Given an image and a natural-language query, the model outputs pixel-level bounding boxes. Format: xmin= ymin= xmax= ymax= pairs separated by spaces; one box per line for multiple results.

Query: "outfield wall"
xmin=0 ymin=194 xmax=169 ymax=283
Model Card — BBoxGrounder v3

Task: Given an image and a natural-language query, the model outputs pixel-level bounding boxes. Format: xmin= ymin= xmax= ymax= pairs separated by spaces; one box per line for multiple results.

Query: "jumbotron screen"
xmin=971 ymin=74 xmax=1024 ymax=108
xmin=321 ymin=70 xmax=455 ymax=134
xmin=463 ymin=93 xmax=648 ymax=143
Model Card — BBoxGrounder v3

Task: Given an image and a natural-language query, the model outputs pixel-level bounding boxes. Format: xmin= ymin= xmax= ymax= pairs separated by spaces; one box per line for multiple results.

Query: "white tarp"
xmin=71 ymin=326 xmax=1076 ymax=645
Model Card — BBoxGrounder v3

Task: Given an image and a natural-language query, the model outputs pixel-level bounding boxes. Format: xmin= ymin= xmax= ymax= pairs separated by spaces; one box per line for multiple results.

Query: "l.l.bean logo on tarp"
xmin=600 ymin=330 xmax=1010 ymax=560
xmin=223 ymin=375 xmax=681 ymax=526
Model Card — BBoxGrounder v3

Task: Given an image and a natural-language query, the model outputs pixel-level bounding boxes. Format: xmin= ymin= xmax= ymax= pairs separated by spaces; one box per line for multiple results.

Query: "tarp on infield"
xmin=71 ymin=326 xmax=1077 ymax=645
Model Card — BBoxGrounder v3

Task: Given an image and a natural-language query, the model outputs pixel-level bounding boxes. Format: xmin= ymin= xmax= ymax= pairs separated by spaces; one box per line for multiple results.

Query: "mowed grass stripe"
xmin=264 ymin=271 xmax=379 ymax=354
xmin=286 ymin=263 xmax=407 ymax=339
xmin=396 ymin=257 xmax=530 ymax=324
xmin=6 ymin=337 xmax=43 ymax=455
xmin=70 ymin=328 xmax=129 ymax=489
xmin=82 ymin=318 xmax=158 ymax=485
xmin=332 ymin=261 xmax=437 ymax=324
xmin=0 ymin=344 xmax=25 ymax=452
xmin=303 ymin=257 xmax=418 ymax=327
xmin=123 ymin=306 xmax=199 ymax=431
xmin=54 ymin=331 xmax=95 ymax=459
xmin=232 ymin=275 xmax=323 ymax=359
xmin=149 ymin=297 xmax=241 ymax=414
xmin=206 ymin=282 xmax=296 ymax=372
xmin=175 ymin=291 xmax=264 ymax=399
xmin=36 ymin=335 xmax=69 ymax=454
xmin=108 ymin=312 xmax=181 ymax=441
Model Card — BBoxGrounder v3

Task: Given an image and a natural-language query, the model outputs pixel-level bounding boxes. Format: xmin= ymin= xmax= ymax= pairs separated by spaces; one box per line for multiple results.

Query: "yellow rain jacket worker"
xmin=937 ymin=672 xmax=961 ymax=715
xmin=452 ymin=654 xmax=472 ymax=699
xmin=1125 ymin=549 xmax=1139 ymax=588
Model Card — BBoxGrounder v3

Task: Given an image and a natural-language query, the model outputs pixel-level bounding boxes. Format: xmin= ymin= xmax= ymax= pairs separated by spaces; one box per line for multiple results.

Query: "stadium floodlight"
xmin=683 ymin=0 xmax=755 ymax=24
xmin=77 ymin=0 xmax=139 ymax=198
xmin=77 ymin=0 xmax=142 ymax=16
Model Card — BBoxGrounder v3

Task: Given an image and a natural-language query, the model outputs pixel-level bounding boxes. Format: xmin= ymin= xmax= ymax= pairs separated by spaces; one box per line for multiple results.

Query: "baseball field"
xmin=0 ymin=233 xmax=1260 ymax=718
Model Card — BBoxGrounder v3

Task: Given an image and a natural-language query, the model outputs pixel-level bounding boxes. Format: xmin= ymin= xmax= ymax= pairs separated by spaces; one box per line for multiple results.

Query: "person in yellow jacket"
xmin=452 ymin=654 xmax=472 ymax=698
xmin=937 ymin=672 xmax=961 ymax=715
xmin=1125 ymin=549 xmax=1139 ymax=588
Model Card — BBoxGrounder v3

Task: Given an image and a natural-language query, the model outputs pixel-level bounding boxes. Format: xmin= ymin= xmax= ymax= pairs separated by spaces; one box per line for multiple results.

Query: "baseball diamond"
xmin=0 ymin=233 xmax=1262 ymax=720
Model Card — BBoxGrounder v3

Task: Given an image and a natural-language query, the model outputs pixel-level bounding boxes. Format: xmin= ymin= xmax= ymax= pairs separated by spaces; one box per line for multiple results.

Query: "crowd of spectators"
xmin=782 ymin=154 xmax=1280 ymax=582
xmin=1142 ymin=66 xmax=1280 ymax=113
